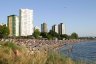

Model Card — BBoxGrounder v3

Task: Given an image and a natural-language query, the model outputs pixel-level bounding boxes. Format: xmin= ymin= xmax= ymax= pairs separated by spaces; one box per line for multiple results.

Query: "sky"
xmin=0 ymin=0 xmax=96 ymax=36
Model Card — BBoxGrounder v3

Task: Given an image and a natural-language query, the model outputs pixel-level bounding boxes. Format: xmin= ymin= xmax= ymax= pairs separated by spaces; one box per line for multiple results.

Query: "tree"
xmin=48 ymin=30 xmax=59 ymax=38
xmin=71 ymin=32 xmax=78 ymax=39
xmin=60 ymin=34 xmax=69 ymax=40
xmin=40 ymin=32 xmax=48 ymax=38
xmin=0 ymin=24 xmax=9 ymax=38
xmin=47 ymin=34 xmax=53 ymax=40
xmin=33 ymin=29 xmax=40 ymax=39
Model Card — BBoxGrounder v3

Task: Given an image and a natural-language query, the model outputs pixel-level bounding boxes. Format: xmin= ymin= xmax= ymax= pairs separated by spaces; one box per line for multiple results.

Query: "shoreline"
xmin=0 ymin=39 xmax=95 ymax=52
xmin=0 ymin=39 xmax=96 ymax=64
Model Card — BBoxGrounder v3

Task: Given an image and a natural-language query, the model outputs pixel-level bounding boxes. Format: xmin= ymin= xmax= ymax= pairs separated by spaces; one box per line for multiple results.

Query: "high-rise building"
xmin=58 ymin=23 xmax=65 ymax=35
xmin=41 ymin=23 xmax=48 ymax=32
xmin=19 ymin=9 xmax=33 ymax=36
xmin=7 ymin=15 xmax=19 ymax=36
xmin=41 ymin=24 xmax=43 ymax=32
xmin=52 ymin=24 xmax=58 ymax=33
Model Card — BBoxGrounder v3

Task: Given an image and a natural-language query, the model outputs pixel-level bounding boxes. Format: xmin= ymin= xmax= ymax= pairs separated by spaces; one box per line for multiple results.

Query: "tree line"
xmin=0 ymin=25 xmax=78 ymax=40
xmin=33 ymin=29 xmax=78 ymax=40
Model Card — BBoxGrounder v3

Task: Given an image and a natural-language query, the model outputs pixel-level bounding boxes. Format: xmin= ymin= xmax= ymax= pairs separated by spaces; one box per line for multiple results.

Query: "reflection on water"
xmin=60 ymin=41 xmax=96 ymax=63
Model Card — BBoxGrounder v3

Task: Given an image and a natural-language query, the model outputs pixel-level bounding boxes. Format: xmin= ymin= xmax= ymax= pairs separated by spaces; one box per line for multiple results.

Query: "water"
xmin=60 ymin=41 xmax=96 ymax=63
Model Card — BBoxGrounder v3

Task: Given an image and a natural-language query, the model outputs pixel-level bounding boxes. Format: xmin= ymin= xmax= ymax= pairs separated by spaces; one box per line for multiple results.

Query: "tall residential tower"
xmin=41 ymin=23 xmax=48 ymax=33
xmin=52 ymin=24 xmax=58 ymax=33
xmin=58 ymin=23 xmax=65 ymax=35
xmin=7 ymin=15 xmax=19 ymax=36
xmin=19 ymin=9 xmax=33 ymax=36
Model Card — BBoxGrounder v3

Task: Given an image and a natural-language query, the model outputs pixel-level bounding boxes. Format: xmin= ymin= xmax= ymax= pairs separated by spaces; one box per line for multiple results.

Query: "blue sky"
xmin=0 ymin=0 xmax=96 ymax=36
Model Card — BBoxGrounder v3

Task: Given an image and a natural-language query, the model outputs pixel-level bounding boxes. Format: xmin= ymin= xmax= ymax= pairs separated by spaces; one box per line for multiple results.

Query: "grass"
xmin=0 ymin=41 xmax=94 ymax=64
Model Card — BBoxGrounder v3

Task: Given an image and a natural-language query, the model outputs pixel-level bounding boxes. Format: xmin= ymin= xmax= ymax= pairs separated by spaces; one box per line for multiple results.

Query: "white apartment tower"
xmin=19 ymin=9 xmax=33 ymax=36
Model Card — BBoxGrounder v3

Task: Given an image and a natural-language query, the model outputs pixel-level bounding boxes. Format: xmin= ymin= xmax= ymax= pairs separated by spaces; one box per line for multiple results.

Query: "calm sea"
xmin=60 ymin=41 xmax=96 ymax=63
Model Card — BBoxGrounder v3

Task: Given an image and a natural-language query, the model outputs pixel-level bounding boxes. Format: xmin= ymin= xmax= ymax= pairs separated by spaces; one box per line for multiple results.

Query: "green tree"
xmin=40 ymin=32 xmax=48 ymax=38
xmin=47 ymin=34 xmax=53 ymax=40
xmin=57 ymin=34 xmax=61 ymax=40
xmin=33 ymin=29 xmax=40 ymax=39
xmin=60 ymin=34 xmax=69 ymax=40
xmin=71 ymin=32 xmax=78 ymax=39
xmin=0 ymin=24 xmax=9 ymax=38
xmin=48 ymin=30 xmax=59 ymax=38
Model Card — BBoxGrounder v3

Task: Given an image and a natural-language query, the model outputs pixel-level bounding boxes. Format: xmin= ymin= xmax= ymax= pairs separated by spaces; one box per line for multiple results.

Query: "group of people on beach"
xmin=0 ymin=38 xmax=87 ymax=55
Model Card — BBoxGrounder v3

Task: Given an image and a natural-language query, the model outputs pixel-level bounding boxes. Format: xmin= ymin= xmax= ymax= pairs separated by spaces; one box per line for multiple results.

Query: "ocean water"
xmin=60 ymin=41 xmax=96 ymax=63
